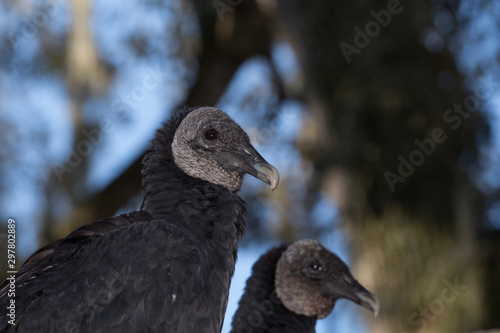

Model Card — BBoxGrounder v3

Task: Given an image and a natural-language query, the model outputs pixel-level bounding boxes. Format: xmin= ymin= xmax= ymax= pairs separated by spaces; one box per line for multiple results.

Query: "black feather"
xmin=230 ymin=245 xmax=317 ymax=333
xmin=0 ymin=106 xmax=249 ymax=333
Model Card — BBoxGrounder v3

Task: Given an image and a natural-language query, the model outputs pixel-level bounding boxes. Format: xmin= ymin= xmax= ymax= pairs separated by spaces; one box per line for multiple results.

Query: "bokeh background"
xmin=1 ymin=0 xmax=499 ymax=332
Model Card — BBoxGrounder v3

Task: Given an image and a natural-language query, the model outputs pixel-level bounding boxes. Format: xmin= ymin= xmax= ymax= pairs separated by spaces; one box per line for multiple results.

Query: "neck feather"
xmin=231 ymin=246 xmax=317 ymax=333
xmin=139 ymin=113 xmax=247 ymax=271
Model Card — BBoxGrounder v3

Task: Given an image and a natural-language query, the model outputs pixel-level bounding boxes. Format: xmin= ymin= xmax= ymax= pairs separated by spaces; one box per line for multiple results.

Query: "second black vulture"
xmin=230 ymin=239 xmax=379 ymax=333
xmin=0 ymin=106 xmax=279 ymax=333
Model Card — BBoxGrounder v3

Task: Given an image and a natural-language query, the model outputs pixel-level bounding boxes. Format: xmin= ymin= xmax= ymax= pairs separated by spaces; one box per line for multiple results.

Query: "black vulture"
xmin=230 ymin=239 xmax=379 ymax=333
xmin=0 ymin=106 xmax=279 ymax=333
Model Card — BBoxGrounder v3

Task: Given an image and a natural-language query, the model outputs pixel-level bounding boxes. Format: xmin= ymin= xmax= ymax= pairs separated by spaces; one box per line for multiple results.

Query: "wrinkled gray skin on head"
xmin=172 ymin=107 xmax=278 ymax=192
xmin=275 ymin=239 xmax=379 ymax=319
xmin=275 ymin=240 xmax=337 ymax=318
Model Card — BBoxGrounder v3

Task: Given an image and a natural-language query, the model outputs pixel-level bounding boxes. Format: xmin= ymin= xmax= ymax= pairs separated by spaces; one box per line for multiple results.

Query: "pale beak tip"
xmin=270 ymin=169 xmax=279 ymax=191
xmin=254 ymin=163 xmax=280 ymax=190
xmin=357 ymin=291 xmax=380 ymax=318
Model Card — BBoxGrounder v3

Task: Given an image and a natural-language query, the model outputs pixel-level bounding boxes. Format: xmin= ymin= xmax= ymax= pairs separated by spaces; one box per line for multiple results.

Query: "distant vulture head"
xmin=275 ymin=239 xmax=379 ymax=319
xmin=170 ymin=107 xmax=279 ymax=192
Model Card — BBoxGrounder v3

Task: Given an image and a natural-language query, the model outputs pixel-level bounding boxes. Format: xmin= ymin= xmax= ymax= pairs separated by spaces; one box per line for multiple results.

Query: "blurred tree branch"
xmin=48 ymin=0 xmax=274 ymax=241
xmin=273 ymin=0 xmax=495 ymax=331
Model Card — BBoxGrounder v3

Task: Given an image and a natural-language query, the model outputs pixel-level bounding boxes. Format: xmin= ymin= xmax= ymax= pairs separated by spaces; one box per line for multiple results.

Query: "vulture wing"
xmin=0 ymin=211 xmax=212 ymax=333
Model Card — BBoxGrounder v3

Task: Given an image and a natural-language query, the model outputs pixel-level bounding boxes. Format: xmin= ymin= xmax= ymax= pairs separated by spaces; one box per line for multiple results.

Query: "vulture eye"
xmin=309 ymin=261 xmax=323 ymax=272
xmin=205 ymin=129 xmax=218 ymax=141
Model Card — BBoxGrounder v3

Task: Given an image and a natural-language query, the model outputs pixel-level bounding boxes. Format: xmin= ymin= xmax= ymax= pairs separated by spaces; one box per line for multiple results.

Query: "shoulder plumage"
xmin=0 ymin=216 xmax=211 ymax=332
xmin=0 ymin=211 xmax=154 ymax=297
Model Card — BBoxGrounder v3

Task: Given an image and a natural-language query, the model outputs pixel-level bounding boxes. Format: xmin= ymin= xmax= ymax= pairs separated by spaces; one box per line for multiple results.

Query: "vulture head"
xmin=275 ymin=239 xmax=379 ymax=319
xmin=170 ymin=107 xmax=279 ymax=192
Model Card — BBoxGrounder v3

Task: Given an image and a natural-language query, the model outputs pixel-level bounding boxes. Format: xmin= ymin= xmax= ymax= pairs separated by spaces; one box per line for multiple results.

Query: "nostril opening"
xmin=343 ymin=273 xmax=354 ymax=285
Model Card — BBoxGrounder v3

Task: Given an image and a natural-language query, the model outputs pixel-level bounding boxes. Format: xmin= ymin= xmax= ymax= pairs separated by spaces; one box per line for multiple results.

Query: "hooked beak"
xmin=253 ymin=162 xmax=280 ymax=191
xmin=220 ymin=143 xmax=280 ymax=190
xmin=324 ymin=274 xmax=380 ymax=317
xmin=356 ymin=290 xmax=380 ymax=317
